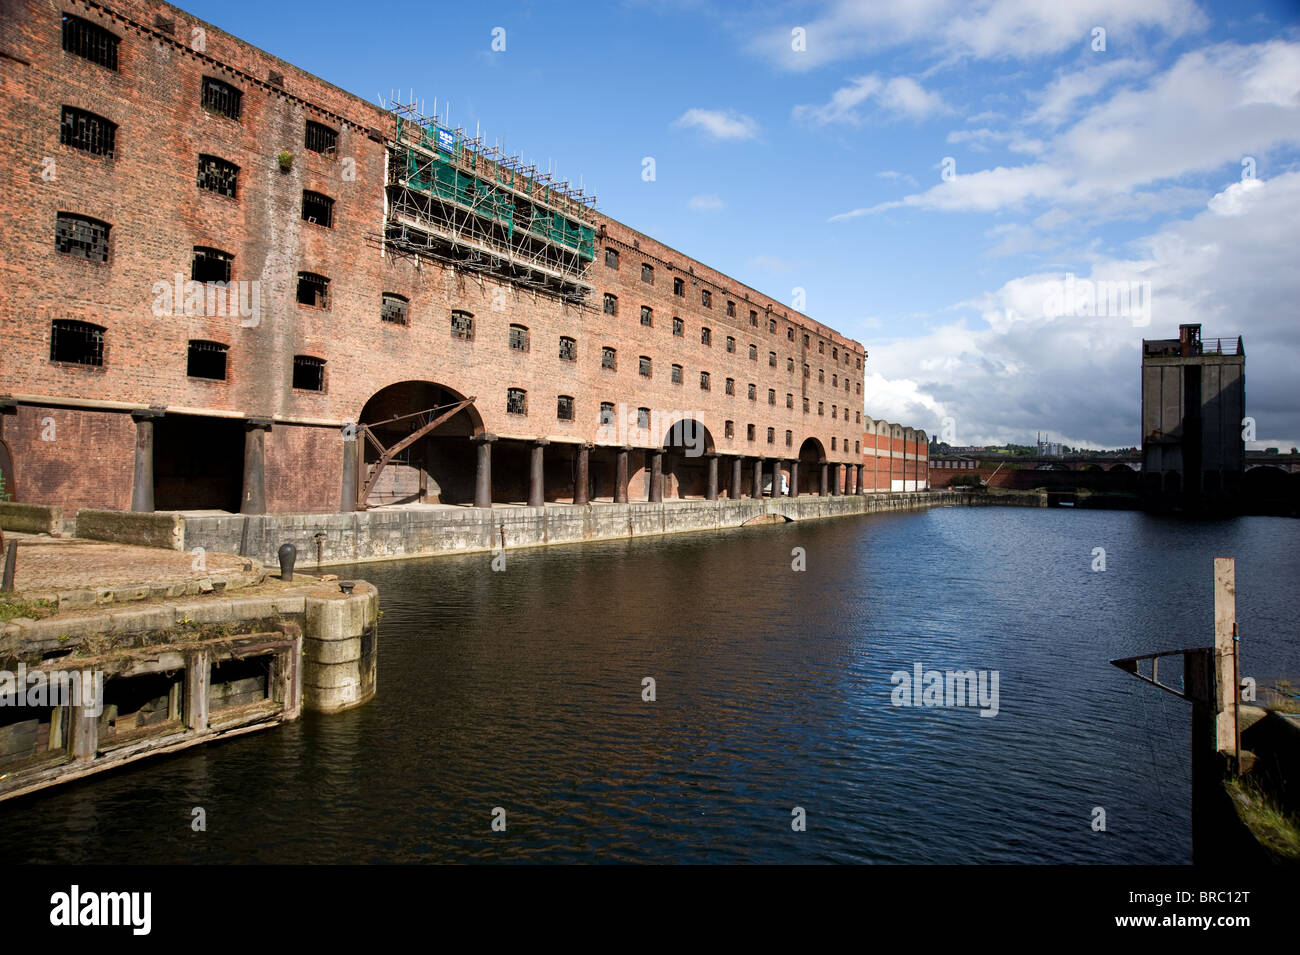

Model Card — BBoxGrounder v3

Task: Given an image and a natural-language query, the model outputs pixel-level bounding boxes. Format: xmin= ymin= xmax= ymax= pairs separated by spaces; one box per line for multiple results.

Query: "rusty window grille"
xmin=769 ymin=351 xmax=776 ymax=367
xmin=602 ymin=346 xmax=616 ymax=370
xmin=786 ymin=393 xmax=794 ymax=409
xmin=673 ymin=316 xmax=683 ymax=336
xmin=604 ymin=293 xmax=617 ymax=315
xmin=559 ymin=336 xmax=576 ymax=361
xmin=641 ymin=263 xmax=653 ymax=284
xmin=749 ymin=344 xmax=758 ymax=360
xmin=726 ymin=300 xmax=735 ymax=317
xmin=201 ymin=76 xmax=242 ymax=120
xmin=700 ymin=371 xmax=710 ymax=390
xmin=302 ymin=191 xmax=334 ymax=227
xmin=726 ymin=336 xmax=735 ymax=353
xmin=768 ymin=389 xmax=776 ymax=405
xmin=725 ymin=420 xmax=734 ymax=438
xmin=304 ymin=120 xmax=337 ymax=154
xmin=671 ymin=364 xmax=682 ymax=384
xmin=641 ymin=305 xmax=653 ymax=327
xmin=701 ymin=327 xmax=711 ymax=346
xmin=725 ymin=377 xmax=734 ymax=395
xmin=600 ymin=401 xmax=615 ymax=426
xmin=292 ymin=355 xmax=325 ymax=391
xmin=451 ymin=310 xmax=474 ymax=340
xmin=767 ymin=428 xmax=775 ymax=444
xmin=49 ymin=319 xmax=104 ymax=366
xmin=197 ymin=155 xmax=239 ymax=198
xmin=605 ymin=248 xmax=619 ymax=269
xmin=748 ymin=383 xmax=756 ymax=401
xmin=55 ymin=212 xmax=110 ymax=262
xmin=749 ymin=310 xmax=758 ymax=327
xmin=381 ymin=293 xmax=408 ymax=325
xmin=674 ymin=277 xmax=684 ymax=297
xmin=509 ymin=324 xmax=529 ymax=352
xmin=187 ymin=340 xmax=228 ymax=380
xmin=296 ymin=272 xmax=329 ymax=308
xmin=62 ymin=15 xmax=118 ymax=70
xmin=639 ymin=356 xmax=652 ymax=377
xmin=557 ymin=395 xmax=574 ymax=421
xmin=506 ymin=388 xmax=527 ymax=415
xmin=60 ymin=106 xmax=116 ymax=157
xmin=747 ymin=424 xmax=755 ymax=441
xmin=701 ymin=289 xmax=712 ymax=308
xmin=192 ymin=246 xmax=232 ymax=284
xmin=637 ymin=408 xmax=650 ymax=429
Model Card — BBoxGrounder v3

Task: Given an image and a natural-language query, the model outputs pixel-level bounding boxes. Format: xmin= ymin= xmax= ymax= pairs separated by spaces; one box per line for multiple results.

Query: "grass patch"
xmin=1226 ymin=777 xmax=1300 ymax=861
xmin=0 ymin=597 xmax=57 ymax=624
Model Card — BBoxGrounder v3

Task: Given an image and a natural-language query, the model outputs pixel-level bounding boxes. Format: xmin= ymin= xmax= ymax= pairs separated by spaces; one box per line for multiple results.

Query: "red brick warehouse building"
xmin=1 ymin=0 xmax=886 ymax=516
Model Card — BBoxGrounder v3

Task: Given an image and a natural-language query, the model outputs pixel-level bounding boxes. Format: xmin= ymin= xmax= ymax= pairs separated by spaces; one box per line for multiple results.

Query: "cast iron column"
xmin=130 ymin=408 xmax=163 ymax=512
xmin=615 ymin=446 xmax=629 ymax=504
xmin=340 ymin=422 xmax=358 ymax=512
xmin=649 ymin=450 xmax=663 ymax=502
xmin=753 ymin=458 xmax=764 ymax=499
xmin=820 ymin=462 xmax=829 ymax=496
xmin=473 ymin=433 xmax=496 ymax=509
xmin=574 ymin=442 xmax=590 ymax=505
xmin=241 ymin=417 xmax=272 ymax=515
xmin=790 ymin=460 xmax=800 ymax=497
xmin=731 ymin=456 xmax=743 ymax=498
xmin=529 ymin=439 xmax=548 ymax=507
xmin=705 ymin=453 xmax=718 ymax=501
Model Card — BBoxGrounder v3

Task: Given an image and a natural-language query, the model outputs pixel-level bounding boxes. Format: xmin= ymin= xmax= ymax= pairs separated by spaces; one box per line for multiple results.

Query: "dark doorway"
xmin=154 ymin=415 xmax=243 ymax=511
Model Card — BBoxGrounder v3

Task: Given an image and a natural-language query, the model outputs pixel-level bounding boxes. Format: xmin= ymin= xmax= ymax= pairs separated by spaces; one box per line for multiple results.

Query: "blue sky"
xmin=181 ymin=0 xmax=1300 ymax=449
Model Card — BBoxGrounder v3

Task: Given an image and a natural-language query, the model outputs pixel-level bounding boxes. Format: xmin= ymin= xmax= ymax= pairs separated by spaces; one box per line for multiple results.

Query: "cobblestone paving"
xmin=5 ymin=534 xmax=250 ymax=593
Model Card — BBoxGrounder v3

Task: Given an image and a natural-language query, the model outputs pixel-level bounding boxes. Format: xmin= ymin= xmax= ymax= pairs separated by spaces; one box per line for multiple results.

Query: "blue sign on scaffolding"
xmin=435 ymin=126 xmax=456 ymax=153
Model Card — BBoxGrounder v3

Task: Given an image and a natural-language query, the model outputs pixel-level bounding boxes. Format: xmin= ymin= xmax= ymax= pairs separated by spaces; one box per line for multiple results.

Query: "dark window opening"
xmin=727 ymin=300 xmax=736 ymax=317
xmin=769 ymin=318 xmax=777 ymax=333
xmin=557 ymin=395 xmax=574 ymax=421
xmin=701 ymin=289 xmax=712 ymax=308
xmin=725 ymin=378 xmax=735 ymax=395
xmin=600 ymin=402 xmax=615 ymax=426
xmin=304 ymin=120 xmax=337 ymax=154
xmin=671 ymin=364 xmax=683 ymax=383
xmin=381 ymin=293 xmax=408 ymax=325
xmin=700 ymin=371 xmax=710 ymax=390
xmin=639 ymin=356 xmax=651 ymax=377
xmin=726 ymin=336 xmax=735 ymax=353
xmin=749 ymin=344 xmax=758 ymax=360
xmin=604 ymin=293 xmax=618 ymax=316
xmin=187 ymin=340 xmax=228 ymax=380
xmin=637 ymin=408 xmax=650 ymax=429
xmin=641 ymin=263 xmax=654 ymax=284
xmin=507 ymin=388 xmax=527 ymax=415
xmin=747 ymin=424 xmax=755 ymax=441
xmin=605 ymin=248 xmax=619 ymax=269
xmin=60 ymin=106 xmax=116 ymax=157
xmin=197 ymin=155 xmax=239 ymax=198
xmin=509 ymin=324 xmax=529 ymax=351
xmin=451 ymin=310 xmax=474 ymax=340
xmin=602 ymin=347 xmax=617 ymax=370
xmin=62 ymin=14 xmax=118 ymax=70
xmin=725 ymin=420 xmax=734 ymax=438
xmin=767 ymin=428 xmax=775 ymax=444
xmin=673 ymin=316 xmax=684 ymax=336
xmin=54 ymin=212 xmax=109 ymax=262
xmin=292 ymin=355 xmax=325 ymax=391
xmin=641 ymin=305 xmax=653 ymax=327
xmin=701 ymin=327 xmax=711 ymax=345
xmin=559 ymin=336 xmax=576 ymax=361
xmin=748 ymin=383 xmax=756 ymax=400
xmin=201 ymin=76 xmax=242 ymax=120
xmin=768 ymin=389 xmax=776 ymax=405
xmin=49 ymin=319 xmax=104 ymax=366
xmin=786 ymin=430 xmax=793 ymax=447
xmin=191 ymin=246 xmax=232 ymax=284
xmin=674 ymin=277 xmax=685 ymax=297
xmin=302 ymin=190 xmax=334 ymax=227
xmin=296 ymin=272 xmax=329 ymax=308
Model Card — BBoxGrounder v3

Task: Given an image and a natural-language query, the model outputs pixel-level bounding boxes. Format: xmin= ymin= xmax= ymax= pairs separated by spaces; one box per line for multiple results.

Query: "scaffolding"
xmin=380 ymin=100 xmax=598 ymax=305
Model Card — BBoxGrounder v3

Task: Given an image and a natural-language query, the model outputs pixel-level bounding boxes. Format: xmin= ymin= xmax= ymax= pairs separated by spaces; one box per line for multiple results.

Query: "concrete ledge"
xmin=0 ymin=501 xmax=63 ymax=535
xmin=183 ymin=491 xmax=955 ymax=568
xmin=76 ymin=509 xmax=184 ymax=550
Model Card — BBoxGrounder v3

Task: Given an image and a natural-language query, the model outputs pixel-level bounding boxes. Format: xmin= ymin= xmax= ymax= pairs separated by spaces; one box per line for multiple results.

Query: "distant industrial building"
xmin=1140 ymin=324 xmax=1245 ymax=510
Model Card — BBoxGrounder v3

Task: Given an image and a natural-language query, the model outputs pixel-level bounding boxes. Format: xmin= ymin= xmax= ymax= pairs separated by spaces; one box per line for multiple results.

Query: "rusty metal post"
xmin=1214 ymin=557 xmax=1238 ymax=769
xmin=615 ymin=446 xmax=629 ymax=504
xmin=529 ymin=439 xmax=547 ymax=507
xmin=731 ymin=456 xmax=742 ymax=499
xmin=574 ymin=442 xmax=590 ymax=505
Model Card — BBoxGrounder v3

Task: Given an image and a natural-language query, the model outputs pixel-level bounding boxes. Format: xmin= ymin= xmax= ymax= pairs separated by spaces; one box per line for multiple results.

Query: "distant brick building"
xmin=861 ymin=420 xmax=928 ymax=491
xmin=0 ymin=0 xmax=881 ymax=515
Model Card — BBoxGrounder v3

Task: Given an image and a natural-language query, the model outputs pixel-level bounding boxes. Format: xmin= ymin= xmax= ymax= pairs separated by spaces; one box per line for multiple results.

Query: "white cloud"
xmin=687 ymin=193 xmax=725 ymax=211
xmin=1030 ymin=58 xmax=1153 ymax=127
xmin=753 ymin=0 xmax=1207 ymax=72
xmin=672 ymin=108 xmax=759 ymax=140
xmin=794 ymin=74 xmax=947 ymax=124
xmin=829 ymin=40 xmax=1300 ymax=222
xmin=863 ymin=172 xmax=1300 ymax=447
